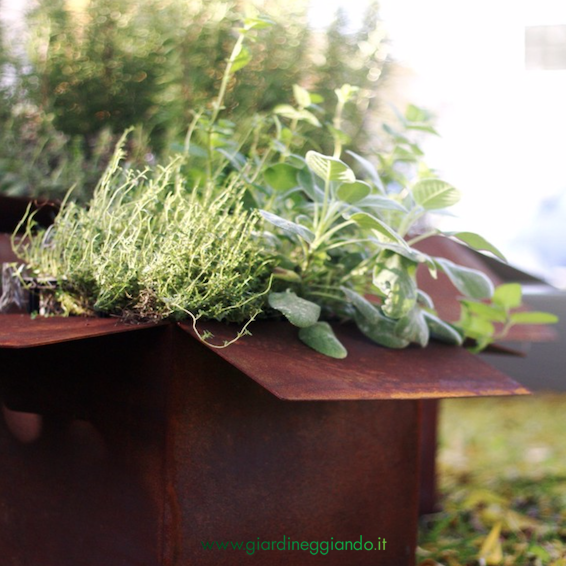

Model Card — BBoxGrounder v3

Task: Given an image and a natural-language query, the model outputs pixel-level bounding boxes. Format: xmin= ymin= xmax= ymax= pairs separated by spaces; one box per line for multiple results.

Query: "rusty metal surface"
xmin=178 ymin=320 xmax=529 ymax=401
xmin=0 ymin=313 xmax=164 ymax=348
xmin=416 ymin=236 xmax=557 ymax=342
xmin=166 ymin=327 xmax=420 ymax=565
xmin=0 ymin=322 xmax=421 ymax=566
xmin=0 ymin=325 xmax=170 ymax=565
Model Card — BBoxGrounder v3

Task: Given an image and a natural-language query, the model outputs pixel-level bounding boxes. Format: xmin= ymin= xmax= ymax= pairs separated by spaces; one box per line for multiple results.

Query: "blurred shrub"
xmin=1 ymin=0 xmax=391 ymax=199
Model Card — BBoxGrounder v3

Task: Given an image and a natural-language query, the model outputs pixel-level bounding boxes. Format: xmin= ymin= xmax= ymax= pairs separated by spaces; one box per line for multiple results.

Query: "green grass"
xmin=418 ymin=394 xmax=566 ymax=566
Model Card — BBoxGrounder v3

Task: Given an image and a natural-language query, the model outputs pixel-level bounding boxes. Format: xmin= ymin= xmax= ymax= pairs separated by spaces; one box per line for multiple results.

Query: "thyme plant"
xmin=15 ymin=133 xmax=273 ymax=331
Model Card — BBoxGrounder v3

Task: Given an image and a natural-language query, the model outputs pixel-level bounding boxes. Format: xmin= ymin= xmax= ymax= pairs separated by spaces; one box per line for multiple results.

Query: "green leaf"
xmin=492 ymin=283 xmax=522 ymax=310
xmin=272 ymin=267 xmax=301 ymax=283
xmin=327 ymin=124 xmax=351 ymax=145
xmin=459 ymin=315 xmax=495 ymax=340
xmin=335 ymin=84 xmax=358 ymax=104
xmin=216 ymin=148 xmax=246 ymax=171
xmin=341 ymin=287 xmax=382 ymax=324
xmin=392 ymin=146 xmax=418 ymax=163
xmin=264 ymin=163 xmax=299 ymax=191
xmin=412 ymin=179 xmax=461 ymax=210
xmin=369 ymin=240 xmax=431 ymax=265
xmin=405 ymin=123 xmax=440 ymax=135
xmin=348 ymin=212 xmax=405 ymax=245
xmin=395 ymin=307 xmax=429 ymax=347
xmin=510 ymin=311 xmax=558 ymax=324
xmin=243 ymin=15 xmax=274 ymax=30
xmin=259 ymin=210 xmax=315 ymax=243
xmin=405 ymin=103 xmax=430 ymax=123
xmin=297 ymin=109 xmax=321 ymax=127
xmin=293 ymin=84 xmax=311 ymax=108
xmin=231 ymin=45 xmax=252 ymax=73
xmin=460 ymin=299 xmax=507 ymax=322
xmin=435 ymin=257 xmax=494 ymax=299
xmin=345 ymin=150 xmax=384 ymax=192
xmin=297 ymin=167 xmax=324 ymax=202
xmin=423 ymin=311 xmax=463 ymax=345
xmin=306 ymin=151 xmax=355 ymax=183
xmin=357 ymin=194 xmax=407 ymax=213
xmin=336 ymin=181 xmax=371 ymax=204
xmin=298 ymin=322 xmax=347 ymax=358
xmin=342 ymin=287 xmax=411 ymax=348
xmin=373 ymin=252 xmax=418 ymax=319
xmin=354 ymin=311 xmax=410 ymax=349
xmin=447 ymin=231 xmax=507 ymax=262
xmin=273 ymin=106 xmax=320 ymax=126
xmin=273 ymin=104 xmax=301 ymax=120
xmin=268 ymin=291 xmax=321 ymax=328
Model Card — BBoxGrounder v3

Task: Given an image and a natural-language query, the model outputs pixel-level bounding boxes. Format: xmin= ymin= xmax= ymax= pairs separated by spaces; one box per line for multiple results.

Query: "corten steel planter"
xmin=0 ymin=196 xmax=534 ymax=565
xmin=0 ymin=315 xmax=527 ymax=566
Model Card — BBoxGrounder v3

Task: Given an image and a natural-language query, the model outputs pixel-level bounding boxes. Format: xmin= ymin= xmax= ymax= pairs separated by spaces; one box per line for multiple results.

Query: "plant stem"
xmin=206 ymin=28 xmax=247 ymax=184
xmin=332 ymin=97 xmax=346 ymax=159
xmin=407 ymin=229 xmax=438 ymax=246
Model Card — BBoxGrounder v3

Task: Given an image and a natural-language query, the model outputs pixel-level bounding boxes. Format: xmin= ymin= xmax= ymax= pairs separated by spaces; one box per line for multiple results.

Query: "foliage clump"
xmin=16 ymin=137 xmax=273 ymax=325
xmin=8 ymin=17 xmax=557 ymax=357
xmin=0 ymin=0 xmax=390 ymax=199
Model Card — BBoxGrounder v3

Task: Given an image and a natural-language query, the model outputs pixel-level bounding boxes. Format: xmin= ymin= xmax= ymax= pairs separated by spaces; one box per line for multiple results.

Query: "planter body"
xmin=0 ymin=316 xmax=527 ymax=566
xmin=0 ymin=322 xmax=420 ymax=565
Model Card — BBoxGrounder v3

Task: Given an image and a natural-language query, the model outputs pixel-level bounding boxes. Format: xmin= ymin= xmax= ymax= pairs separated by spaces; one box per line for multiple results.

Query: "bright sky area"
xmin=311 ymin=0 xmax=566 ymax=286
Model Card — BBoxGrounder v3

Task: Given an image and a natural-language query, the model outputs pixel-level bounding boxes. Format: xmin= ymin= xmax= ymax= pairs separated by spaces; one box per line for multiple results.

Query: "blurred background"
xmin=1 ymin=0 xmax=566 ymax=287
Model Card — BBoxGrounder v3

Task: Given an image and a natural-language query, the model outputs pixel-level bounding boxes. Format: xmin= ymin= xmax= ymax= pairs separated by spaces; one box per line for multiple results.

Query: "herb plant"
xmin=15 ymin=132 xmax=274 ymax=339
xmin=10 ymin=18 xmax=558 ymax=357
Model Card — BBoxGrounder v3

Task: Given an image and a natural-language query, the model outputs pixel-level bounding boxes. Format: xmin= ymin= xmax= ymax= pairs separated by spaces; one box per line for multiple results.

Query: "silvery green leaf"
xmin=259 ymin=210 xmax=315 ymax=244
xmin=373 ymin=252 xmax=418 ymax=319
xmin=264 ymin=163 xmax=299 ymax=191
xmin=422 ymin=311 xmax=463 ymax=346
xmin=298 ymin=322 xmax=347 ymax=359
xmin=435 ymin=257 xmax=494 ymax=299
xmin=348 ymin=212 xmax=405 ymax=245
xmin=306 ymin=151 xmax=355 ymax=183
xmin=412 ymin=179 xmax=461 ymax=210
xmin=368 ymin=239 xmax=431 ymax=264
xmin=445 ymin=231 xmax=507 ymax=262
xmin=341 ymin=287 xmax=382 ymax=324
xmin=297 ymin=167 xmax=324 ymax=202
xmin=345 ymin=150 xmax=384 ymax=192
xmin=297 ymin=109 xmax=321 ymax=127
xmin=273 ymin=104 xmax=302 ymax=120
xmin=395 ymin=307 xmax=429 ymax=347
xmin=357 ymin=194 xmax=407 ymax=213
xmin=293 ymin=84 xmax=311 ymax=108
xmin=353 ymin=311 xmax=410 ymax=349
xmin=336 ymin=181 xmax=371 ymax=204
xmin=268 ymin=291 xmax=320 ymax=328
